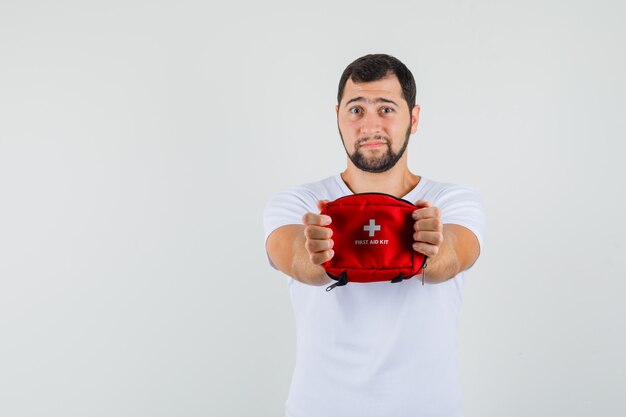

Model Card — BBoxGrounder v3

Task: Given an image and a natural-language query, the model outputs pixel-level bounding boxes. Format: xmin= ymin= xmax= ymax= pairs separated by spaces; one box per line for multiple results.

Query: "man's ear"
xmin=411 ymin=104 xmax=421 ymax=134
xmin=335 ymin=104 xmax=339 ymax=115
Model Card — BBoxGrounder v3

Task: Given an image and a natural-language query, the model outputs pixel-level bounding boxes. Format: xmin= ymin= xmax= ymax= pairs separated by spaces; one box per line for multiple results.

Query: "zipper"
xmin=327 ymin=192 xmax=416 ymax=207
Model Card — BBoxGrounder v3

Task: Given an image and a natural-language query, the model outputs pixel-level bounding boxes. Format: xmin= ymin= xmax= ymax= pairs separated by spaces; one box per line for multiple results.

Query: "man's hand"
xmin=265 ymin=199 xmax=334 ymax=286
xmin=411 ymin=199 xmax=481 ymax=283
xmin=301 ymin=200 xmax=335 ymax=265
xmin=412 ymin=200 xmax=444 ymax=258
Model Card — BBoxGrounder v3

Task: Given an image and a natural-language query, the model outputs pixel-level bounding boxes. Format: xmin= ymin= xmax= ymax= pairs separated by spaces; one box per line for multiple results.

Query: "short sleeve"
xmin=435 ymin=185 xmax=486 ymax=257
xmin=263 ymin=186 xmax=319 ymax=269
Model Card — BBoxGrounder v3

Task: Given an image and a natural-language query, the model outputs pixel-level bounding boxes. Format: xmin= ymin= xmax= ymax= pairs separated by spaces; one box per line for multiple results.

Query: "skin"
xmin=266 ymin=74 xmax=480 ymax=285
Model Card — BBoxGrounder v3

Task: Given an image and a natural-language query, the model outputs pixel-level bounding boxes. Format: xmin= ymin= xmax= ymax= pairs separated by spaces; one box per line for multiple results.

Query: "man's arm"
xmin=412 ymin=200 xmax=481 ymax=284
xmin=265 ymin=201 xmax=334 ymax=286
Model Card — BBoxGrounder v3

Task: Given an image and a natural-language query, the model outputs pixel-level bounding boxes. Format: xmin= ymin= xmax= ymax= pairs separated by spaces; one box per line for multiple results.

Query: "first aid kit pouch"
xmin=320 ymin=193 xmax=427 ymax=291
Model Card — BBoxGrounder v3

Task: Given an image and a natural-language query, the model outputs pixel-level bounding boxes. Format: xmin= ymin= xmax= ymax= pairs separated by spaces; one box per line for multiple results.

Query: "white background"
xmin=1 ymin=1 xmax=625 ymax=416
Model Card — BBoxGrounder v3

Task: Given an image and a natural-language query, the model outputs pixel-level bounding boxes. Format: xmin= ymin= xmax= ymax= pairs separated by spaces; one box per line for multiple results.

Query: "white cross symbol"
xmin=363 ymin=219 xmax=381 ymax=237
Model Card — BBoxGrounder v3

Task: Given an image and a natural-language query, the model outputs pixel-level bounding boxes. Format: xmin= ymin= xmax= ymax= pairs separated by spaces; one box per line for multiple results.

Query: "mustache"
xmin=356 ymin=135 xmax=391 ymax=147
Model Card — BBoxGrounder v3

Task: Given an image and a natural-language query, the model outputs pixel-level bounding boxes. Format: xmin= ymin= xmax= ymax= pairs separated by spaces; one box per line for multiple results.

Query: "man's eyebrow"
xmin=344 ymin=97 xmax=399 ymax=107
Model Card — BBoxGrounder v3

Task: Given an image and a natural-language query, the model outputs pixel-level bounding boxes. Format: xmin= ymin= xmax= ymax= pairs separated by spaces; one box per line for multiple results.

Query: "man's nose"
xmin=360 ymin=111 xmax=382 ymax=135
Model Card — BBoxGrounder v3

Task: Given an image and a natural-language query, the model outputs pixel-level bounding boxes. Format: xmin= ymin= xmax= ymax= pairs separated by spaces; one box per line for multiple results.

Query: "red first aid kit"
xmin=320 ymin=193 xmax=427 ymax=291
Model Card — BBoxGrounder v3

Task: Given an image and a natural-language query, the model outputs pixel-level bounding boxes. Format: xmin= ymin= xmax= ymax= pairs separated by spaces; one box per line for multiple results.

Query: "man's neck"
xmin=340 ymin=159 xmax=420 ymax=198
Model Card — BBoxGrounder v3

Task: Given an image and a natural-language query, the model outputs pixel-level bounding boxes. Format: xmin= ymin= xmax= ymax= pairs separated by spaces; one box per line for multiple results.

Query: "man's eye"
xmin=381 ymin=107 xmax=394 ymax=114
xmin=349 ymin=108 xmax=361 ymax=114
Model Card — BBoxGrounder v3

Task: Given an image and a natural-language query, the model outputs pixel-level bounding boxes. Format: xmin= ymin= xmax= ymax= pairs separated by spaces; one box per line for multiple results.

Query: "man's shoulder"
xmin=270 ymin=174 xmax=346 ymax=202
xmin=414 ymin=177 xmax=478 ymax=202
xmin=263 ymin=174 xmax=346 ymax=239
xmin=300 ymin=174 xmax=343 ymax=192
xmin=421 ymin=177 xmax=485 ymax=227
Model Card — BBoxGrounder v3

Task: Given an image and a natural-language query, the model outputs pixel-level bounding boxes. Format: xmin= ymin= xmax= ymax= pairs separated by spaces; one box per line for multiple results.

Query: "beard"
xmin=339 ymin=124 xmax=412 ymax=173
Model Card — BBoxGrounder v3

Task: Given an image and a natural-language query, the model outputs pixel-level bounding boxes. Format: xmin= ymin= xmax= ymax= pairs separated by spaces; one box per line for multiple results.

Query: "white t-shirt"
xmin=263 ymin=174 xmax=486 ymax=417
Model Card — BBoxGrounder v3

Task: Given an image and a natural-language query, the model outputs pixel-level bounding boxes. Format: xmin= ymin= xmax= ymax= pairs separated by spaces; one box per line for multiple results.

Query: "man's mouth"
xmin=359 ymin=141 xmax=386 ymax=149
xmin=357 ymin=137 xmax=389 ymax=150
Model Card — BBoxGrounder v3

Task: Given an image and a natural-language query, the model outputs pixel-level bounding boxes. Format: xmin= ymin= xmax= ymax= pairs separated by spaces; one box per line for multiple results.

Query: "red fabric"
xmin=320 ymin=193 xmax=426 ymax=285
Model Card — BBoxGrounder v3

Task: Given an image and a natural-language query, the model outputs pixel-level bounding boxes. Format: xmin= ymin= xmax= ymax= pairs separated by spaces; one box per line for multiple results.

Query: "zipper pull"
xmin=326 ymin=271 xmax=348 ymax=292
xmin=421 ymin=258 xmax=428 ymax=286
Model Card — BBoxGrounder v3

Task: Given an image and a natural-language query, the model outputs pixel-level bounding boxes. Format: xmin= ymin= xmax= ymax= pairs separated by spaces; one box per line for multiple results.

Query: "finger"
xmin=412 ymin=241 xmax=439 ymax=258
xmin=302 ymin=212 xmax=332 ymax=226
xmin=305 ymin=238 xmax=334 ymax=254
xmin=304 ymin=225 xmax=333 ymax=240
xmin=316 ymin=199 xmax=331 ymax=211
xmin=412 ymin=206 xmax=441 ymax=220
xmin=413 ymin=199 xmax=432 ymax=209
xmin=310 ymin=249 xmax=334 ymax=265
xmin=413 ymin=217 xmax=442 ymax=232
xmin=413 ymin=230 xmax=443 ymax=246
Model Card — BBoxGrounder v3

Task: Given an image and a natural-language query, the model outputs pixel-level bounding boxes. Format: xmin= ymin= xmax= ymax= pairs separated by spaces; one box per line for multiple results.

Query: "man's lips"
xmin=358 ymin=140 xmax=387 ymax=149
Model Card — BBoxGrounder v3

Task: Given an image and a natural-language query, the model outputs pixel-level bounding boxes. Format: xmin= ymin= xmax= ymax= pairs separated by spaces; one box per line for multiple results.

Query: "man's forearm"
xmin=290 ymin=233 xmax=333 ymax=286
xmin=422 ymin=229 xmax=461 ymax=284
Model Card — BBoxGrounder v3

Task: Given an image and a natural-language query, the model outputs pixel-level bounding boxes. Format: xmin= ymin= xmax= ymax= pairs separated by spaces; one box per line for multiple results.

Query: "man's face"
xmin=336 ymin=74 xmax=419 ymax=173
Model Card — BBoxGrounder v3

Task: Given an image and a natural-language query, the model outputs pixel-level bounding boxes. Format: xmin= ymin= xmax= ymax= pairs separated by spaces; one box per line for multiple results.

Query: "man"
xmin=264 ymin=54 xmax=485 ymax=417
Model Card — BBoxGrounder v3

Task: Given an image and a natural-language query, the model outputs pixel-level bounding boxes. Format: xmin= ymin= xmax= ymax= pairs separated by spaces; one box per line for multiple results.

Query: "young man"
xmin=264 ymin=54 xmax=485 ymax=417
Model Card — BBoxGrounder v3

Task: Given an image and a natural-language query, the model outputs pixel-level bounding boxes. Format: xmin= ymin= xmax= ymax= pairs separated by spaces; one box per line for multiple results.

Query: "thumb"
xmin=414 ymin=199 xmax=432 ymax=208
xmin=317 ymin=199 xmax=331 ymax=212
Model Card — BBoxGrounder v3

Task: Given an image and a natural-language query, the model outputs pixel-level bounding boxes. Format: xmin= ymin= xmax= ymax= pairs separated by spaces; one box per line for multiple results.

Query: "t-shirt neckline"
xmin=333 ymin=173 xmax=428 ymax=203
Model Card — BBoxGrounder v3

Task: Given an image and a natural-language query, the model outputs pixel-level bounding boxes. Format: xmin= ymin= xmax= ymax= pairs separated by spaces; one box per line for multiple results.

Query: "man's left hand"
xmin=412 ymin=200 xmax=443 ymax=258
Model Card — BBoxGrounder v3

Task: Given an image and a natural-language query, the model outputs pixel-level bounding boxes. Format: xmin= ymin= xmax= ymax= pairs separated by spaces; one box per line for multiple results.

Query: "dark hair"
xmin=337 ymin=54 xmax=416 ymax=110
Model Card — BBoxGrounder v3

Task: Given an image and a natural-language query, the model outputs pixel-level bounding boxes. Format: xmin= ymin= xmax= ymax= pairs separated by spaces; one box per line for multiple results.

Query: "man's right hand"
xmin=266 ymin=200 xmax=334 ymax=286
xmin=301 ymin=200 xmax=335 ymax=265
